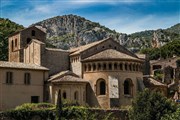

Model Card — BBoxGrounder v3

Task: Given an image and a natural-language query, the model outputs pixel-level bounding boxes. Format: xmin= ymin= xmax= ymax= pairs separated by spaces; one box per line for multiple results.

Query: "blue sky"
xmin=0 ymin=0 xmax=179 ymax=34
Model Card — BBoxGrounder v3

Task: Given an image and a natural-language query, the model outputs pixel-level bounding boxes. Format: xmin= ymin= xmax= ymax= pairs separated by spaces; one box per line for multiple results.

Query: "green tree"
xmin=161 ymin=107 xmax=180 ymax=120
xmin=129 ymin=89 xmax=177 ymax=120
xmin=140 ymin=39 xmax=180 ymax=60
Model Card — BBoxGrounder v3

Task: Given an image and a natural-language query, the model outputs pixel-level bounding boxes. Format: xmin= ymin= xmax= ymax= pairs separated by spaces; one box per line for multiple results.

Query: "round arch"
xmin=124 ymin=78 xmax=133 ymax=95
xmin=96 ymin=78 xmax=106 ymax=95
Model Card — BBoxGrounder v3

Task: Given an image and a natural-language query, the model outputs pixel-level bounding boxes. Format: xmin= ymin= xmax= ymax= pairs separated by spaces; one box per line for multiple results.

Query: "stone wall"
xmin=24 ymin=41 xmax=45 ymax=65
xmin=83 ymin=60 xmax=143 ymax=108
xmin=0 ymin=68 xmax=48 ymax=111
xmin=42 ymin=49 xmax=70 ymax=75
xmin=70 ymin=55 xmax=82 ymax=77
xmin=49 ymin=83 xmax=87 ymax=106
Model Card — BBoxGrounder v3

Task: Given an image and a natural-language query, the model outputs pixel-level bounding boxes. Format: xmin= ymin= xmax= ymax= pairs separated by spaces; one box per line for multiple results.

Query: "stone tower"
xmin=8 ymin=26 xmax=46 ymax=62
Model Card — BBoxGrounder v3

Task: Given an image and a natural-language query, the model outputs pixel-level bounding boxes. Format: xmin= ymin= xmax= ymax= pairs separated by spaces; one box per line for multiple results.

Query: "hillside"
xmin=127 ymin=24 xmax=180 ymax=50
xmin=33 ymin=14 xmax=121 ymax=49
xmin=0 ymin=18 xmax=24 ymax=61
xmin=0 ymin=15 xmax=179 ymax=61
xmin=33 ymin=14 xmax=180 ymax=51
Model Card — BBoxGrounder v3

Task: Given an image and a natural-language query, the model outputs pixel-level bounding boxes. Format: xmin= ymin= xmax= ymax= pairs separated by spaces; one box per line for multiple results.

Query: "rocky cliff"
xmin=33 ymin=15 xmax=179 ymax=51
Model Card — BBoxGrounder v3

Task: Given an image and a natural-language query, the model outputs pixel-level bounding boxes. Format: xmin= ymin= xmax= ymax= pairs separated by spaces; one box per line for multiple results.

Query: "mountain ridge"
xmin=32 ymin=14 xmax=180 ymax=51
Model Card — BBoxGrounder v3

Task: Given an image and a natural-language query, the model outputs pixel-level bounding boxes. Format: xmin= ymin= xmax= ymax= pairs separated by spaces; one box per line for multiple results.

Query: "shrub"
xmin=15 ymin=103 xmax=55 ymax=111
xmin=129 ymin=89 xmax=177 ymax=120
xmin=161 ymin=107 xmax=180 ymax=120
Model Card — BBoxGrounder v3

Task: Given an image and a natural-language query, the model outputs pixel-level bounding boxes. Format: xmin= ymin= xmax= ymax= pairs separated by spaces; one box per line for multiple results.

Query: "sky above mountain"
xmin=0 ymin=0 xmax=179 ymax=34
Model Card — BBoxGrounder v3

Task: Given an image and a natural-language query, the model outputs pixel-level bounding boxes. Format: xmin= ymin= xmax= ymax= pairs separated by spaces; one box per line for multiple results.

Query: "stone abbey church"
xmin=0 ymin=26 xmax=145 ymax=111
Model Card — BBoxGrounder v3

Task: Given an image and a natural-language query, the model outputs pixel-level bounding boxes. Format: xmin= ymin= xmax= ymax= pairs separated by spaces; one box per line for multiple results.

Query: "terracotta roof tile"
xmin=83 ymin=49 xmax=141 ymax=61
xmin=143 ymin=77 xmax=167 ymax=87
xmin=70 ymin=38 xmax=110 ymax=56
xmin=0 ymin=61 xmax=49 ymax=70
xmin=52 ymin=75 xmax=88 ymax=83
xmin=46 ymin=48 xmax=69 ymax=52
xmin=49 ymin=70 xmax=88 ymax=83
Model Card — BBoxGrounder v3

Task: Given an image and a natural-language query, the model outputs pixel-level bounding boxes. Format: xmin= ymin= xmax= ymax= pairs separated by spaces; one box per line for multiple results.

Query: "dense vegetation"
xmin=130 ymin=23 xmax=180 ymax=44
xmin=0 ymin=102 xmax=126 ymax=120
xmin=161 ymin=107 xmax=180 ymax=120
xmin=0 ymin=18 xmax=24 ymax=61
xmin=140 ymin=39 xmax=180 ymax=60
xmin=129 ymin=89 xmax=178 ymax=120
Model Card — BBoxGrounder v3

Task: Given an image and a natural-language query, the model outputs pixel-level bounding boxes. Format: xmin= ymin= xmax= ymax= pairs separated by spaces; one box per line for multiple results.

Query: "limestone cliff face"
xmin=32 ymin=15 xmax=127 ymax=49
xmin=32 ymin=15 xmax=179 ymax=51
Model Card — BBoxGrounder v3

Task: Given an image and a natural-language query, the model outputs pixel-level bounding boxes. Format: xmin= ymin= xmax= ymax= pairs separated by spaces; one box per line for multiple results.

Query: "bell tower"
xmin=8 ymin=26 xmax=46 ymax=62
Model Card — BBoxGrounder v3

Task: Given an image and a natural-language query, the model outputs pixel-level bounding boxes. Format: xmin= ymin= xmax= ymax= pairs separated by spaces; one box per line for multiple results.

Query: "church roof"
xmin=48 ymin=70 xmax=88 ymax=83
xmin=0 ymin=61 xmax=49 ymax=70
xmin=136 ymin=54 xmax=146 ymax=60
xmin=70 ymin=38 xmax=109 ymax=56
xmin=51 ymin=75 xmax=88 ymax=83
xmin=82 ymin=49 xmax=142 ymax=62
xmin=9 ymin=26 xmax=46 ymax=37
xmin=143 ymin=77 xmax=167 ymax=87
xmin=46 ymin=48 xmax=69 ymax=52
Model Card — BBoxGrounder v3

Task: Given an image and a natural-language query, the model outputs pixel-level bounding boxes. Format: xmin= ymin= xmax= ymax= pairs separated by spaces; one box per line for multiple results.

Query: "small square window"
xmin=31 ymin=96 xmax=39 ymax=103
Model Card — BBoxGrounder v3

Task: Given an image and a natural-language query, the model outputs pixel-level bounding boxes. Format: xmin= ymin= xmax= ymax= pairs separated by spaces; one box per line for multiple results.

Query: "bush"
xmin=0 ymin=109 xmax=56 ymax=120
xmin=15 ymin=103 xmax=55 ymax=111
xmin=0 ymin=103 xmax=126 ymax=120
xmin=129 ymin=89 xmax=177 ymax=120
xmin=161 ymin=107 xmax=180 ymax=120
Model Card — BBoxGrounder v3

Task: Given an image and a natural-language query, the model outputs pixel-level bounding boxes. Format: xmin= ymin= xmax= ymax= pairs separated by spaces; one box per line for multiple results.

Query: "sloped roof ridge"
xmin=9 ymin=26 xmax=45 ymax=37
xmin=70 ymin=37 xmax=111 ymax=54
xmin=48 ymin=70 xmax=78 ymax=81
xmin=83 ymin=49 xmax=142 ymax=61
xmin=0 ymin=61 xmax=49 ymax=70
xmin=144 ymin=77 xmax=167 ymax=87
xmin=46 ymin=48 xmax=69 ymax=52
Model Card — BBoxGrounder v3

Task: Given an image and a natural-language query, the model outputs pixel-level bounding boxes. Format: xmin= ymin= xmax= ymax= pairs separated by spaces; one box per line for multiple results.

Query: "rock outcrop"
xmin=31 ymin=15 xmax=179 ymax=51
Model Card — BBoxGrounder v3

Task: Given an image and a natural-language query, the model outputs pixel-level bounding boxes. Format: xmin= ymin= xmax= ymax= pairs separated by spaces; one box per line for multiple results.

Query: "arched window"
xmin=74 ymin=91 xmax=78 ymax=101
xmin=136 ymin=64 xmax=139 ymax=71
xmin=88 ymin=64 xmax=91 ymax=71
xmin=133 ymin=64 xmax=136 ymax=71
xmin=93 ymin=63 xmax=96 ymax=71
xmin=100 ymin=81 xmax=106 ymax=95
xmin=15 ymin=39 xmax=17 ymax=47
xmin=96 ymin=79 xmax=106 ymax=95
xmin=103 ymin=63 xmax=106 ymax=70
xmin=84 ymin=64 xmax=87 ymax=72
xmin=32 ymin=30 xmax=35 ymax=36
xmin=11 ymin=40 xmax=14 ymax=52
xmin=129 ymin=64 xmax=132 ymax=71
xmin=125 ymin=63 xmax=128 ymax=71
xmin=63 ymin=91 xmax=67 ymax=99
xmin=119 ymin=63 xmax=123 ymax=70
xmin=124 ymin=79 xmax=133 ymax=95
xmin=27 ymin=38 xmax=31 ymax=44
xmin=98 ymin=63 xmax=101 ymax=70
xmin=109 ymin=63 xmax=112 ymax=70
xmin=114 ymin=63 xmax=117 ymax=70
